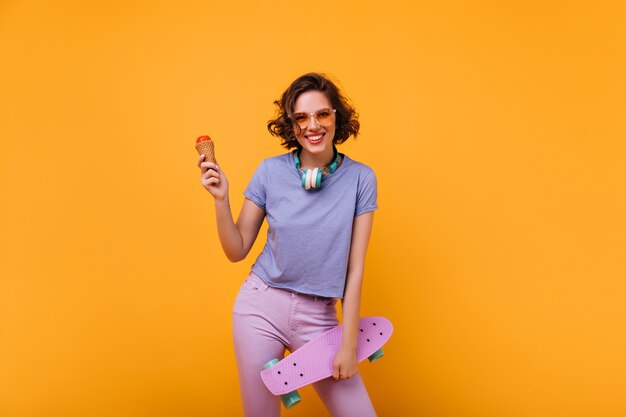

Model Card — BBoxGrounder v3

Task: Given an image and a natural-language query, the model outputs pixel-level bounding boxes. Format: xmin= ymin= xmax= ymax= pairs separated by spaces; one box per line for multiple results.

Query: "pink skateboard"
xmin=260 ymin=316 xmax=393 ymax=408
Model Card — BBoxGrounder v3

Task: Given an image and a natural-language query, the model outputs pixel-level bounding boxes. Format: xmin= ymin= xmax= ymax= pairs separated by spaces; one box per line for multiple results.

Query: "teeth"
xmin=308 ymin=134 xmax=323 ymax=141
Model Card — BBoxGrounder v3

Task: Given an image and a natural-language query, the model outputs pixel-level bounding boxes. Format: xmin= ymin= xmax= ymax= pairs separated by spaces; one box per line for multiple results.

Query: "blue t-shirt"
xmin=243 ymin=152 xmax=378 ymax=298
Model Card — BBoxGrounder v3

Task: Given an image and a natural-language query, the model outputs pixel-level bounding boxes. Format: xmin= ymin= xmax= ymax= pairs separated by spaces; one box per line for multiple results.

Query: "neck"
xmin=298 ymin=147 xmax=335 ymax=170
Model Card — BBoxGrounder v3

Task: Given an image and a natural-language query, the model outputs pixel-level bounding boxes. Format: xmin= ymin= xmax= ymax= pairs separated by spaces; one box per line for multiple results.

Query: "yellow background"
xmin=1 ymin=1 xmax=625 ymax=416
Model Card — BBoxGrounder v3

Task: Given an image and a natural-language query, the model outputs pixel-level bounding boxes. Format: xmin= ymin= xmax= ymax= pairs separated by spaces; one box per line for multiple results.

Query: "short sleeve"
xmin=355 ymin=170 xmax=378 ymax=216
xmin=243 ymin=160 xmax=267 ymax=211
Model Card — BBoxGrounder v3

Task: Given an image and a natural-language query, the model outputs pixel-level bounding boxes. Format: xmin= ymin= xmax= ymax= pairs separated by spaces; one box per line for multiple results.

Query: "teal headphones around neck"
xmin=294 ymin=147 xmax=340 ymax=191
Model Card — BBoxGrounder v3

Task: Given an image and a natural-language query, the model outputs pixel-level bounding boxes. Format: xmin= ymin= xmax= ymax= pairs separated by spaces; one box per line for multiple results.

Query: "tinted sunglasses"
xmin=293 ymin=108 xmax=336 ymax=129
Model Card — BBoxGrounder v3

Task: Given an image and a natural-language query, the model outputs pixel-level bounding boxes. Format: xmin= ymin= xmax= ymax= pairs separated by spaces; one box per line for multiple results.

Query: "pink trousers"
xmin=232 ymin=272 xmax=377 ymax=417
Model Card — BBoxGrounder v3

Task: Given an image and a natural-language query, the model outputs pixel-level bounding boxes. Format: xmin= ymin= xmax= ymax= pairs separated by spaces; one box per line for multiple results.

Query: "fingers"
xmin=197 ymin=154 xmax=225 ymax=194
xmin=197 ymin=155 xmax=220 ymax=171
xmin=201 ymin=173 xmax=220 ymax=189
xmin=202 ymin=168 xmax=220 ymax=182
xmin=198 ymin=157 xmax=221 ymax=183
xmin=332 ymin=364 xmax=349 ymax=380
xmin=203 ymin=177 xmax=220 ymax=187
xmin=332 ymin=364 xmax=357 ymax=381
xmin=201 ymin=163 xmax=219 ymax=172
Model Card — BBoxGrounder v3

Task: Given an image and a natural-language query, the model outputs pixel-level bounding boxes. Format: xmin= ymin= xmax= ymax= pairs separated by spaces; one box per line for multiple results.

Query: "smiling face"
xmin=292 ymin=90 xmax=336 ymax=161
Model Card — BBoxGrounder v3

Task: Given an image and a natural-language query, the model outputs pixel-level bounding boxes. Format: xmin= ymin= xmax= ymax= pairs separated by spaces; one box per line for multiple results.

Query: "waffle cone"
xmin=195 ymin=140 xmax=216 ymax=163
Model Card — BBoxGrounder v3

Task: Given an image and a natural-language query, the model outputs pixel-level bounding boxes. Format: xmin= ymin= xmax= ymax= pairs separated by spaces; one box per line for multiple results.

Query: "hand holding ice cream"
xmin=196 ymin=135 xmax=228 ymax=201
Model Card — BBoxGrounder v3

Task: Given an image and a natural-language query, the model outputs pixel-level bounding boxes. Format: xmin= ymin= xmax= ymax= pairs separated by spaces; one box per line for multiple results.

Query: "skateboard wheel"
xmin=263 ymin=358 xmax=280 ymax=369
xmin=368 ymin=348 xmax=384 ymax=363
xmin=280 ymin=390 xmax=302 ymax=408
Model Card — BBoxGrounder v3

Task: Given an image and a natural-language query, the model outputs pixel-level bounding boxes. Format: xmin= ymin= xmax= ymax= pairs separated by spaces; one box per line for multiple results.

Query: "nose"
xmin=305 ymin=114 xmax=321 ymax=130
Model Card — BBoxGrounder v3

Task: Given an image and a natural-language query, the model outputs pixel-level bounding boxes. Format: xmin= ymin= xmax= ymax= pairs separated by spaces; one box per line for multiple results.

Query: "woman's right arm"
xmin=198 ymin=155 xmax=265 ymax=262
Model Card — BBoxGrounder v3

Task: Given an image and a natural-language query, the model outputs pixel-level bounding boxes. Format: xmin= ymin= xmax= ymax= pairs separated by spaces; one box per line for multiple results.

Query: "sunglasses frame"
xmin=292 ymin=108 xmax=337 ymax=129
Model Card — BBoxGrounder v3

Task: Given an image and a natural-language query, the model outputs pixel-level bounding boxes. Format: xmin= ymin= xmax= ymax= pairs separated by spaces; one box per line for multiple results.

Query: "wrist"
xmin=340 ymin=342 xmax=358 ymax=353
xmin=214 ymin=196 xmax=230 ymax=206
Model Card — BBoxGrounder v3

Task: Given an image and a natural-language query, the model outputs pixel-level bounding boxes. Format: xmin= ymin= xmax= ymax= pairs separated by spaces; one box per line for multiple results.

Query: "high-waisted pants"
xmin=232 ymin=272 xmax=377 ymax=417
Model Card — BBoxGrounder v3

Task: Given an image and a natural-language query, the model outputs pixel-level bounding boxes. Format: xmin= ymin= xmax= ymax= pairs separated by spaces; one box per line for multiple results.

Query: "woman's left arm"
xmin=332 ymin=210 xmax=374 ymax=380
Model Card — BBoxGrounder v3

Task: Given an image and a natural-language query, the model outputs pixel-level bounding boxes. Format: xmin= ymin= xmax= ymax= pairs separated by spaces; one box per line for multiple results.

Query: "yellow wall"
xmin=1 ymin=1 xmax=625 ymax=416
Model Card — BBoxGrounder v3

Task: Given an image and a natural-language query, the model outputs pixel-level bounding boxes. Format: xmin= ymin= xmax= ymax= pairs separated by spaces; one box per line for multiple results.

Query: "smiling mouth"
xmin=305 ymin=133 xmax=325 ymax=143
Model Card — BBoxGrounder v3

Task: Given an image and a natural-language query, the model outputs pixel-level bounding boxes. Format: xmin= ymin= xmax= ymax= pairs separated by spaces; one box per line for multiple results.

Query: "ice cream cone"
xmin=195 ymin=135 xmax=216 ymax=163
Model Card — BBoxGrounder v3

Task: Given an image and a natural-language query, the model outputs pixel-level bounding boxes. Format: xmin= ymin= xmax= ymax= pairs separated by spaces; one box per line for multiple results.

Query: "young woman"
xmin=197 ymin=73 xmax=378 ymax=417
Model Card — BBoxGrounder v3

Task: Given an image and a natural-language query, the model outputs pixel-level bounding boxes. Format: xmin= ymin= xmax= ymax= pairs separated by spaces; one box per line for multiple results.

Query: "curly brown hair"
xmin=267 ymin=73 xmax=360 ymax=149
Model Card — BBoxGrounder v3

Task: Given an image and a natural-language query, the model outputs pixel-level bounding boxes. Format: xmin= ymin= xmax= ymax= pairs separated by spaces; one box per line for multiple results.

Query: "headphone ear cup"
xmin=299 ymin=166 xmax=329 ymax=190
xmin=309 ymin=168 xmax=316 ymax=189
xmin=315 ymin=168 xmax=323 ymax=188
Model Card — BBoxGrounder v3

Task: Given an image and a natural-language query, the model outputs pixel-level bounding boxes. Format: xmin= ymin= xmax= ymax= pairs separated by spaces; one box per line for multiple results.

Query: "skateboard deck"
xmin=261 ymin=316 xmax=393 ymax=399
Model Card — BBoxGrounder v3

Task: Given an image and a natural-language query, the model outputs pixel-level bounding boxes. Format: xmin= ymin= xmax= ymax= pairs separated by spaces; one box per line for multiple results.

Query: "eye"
xmin=294 ymin=113 xmax=308 ymax=123
xmin=317 ymin=110 xmax=332 ymax=118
